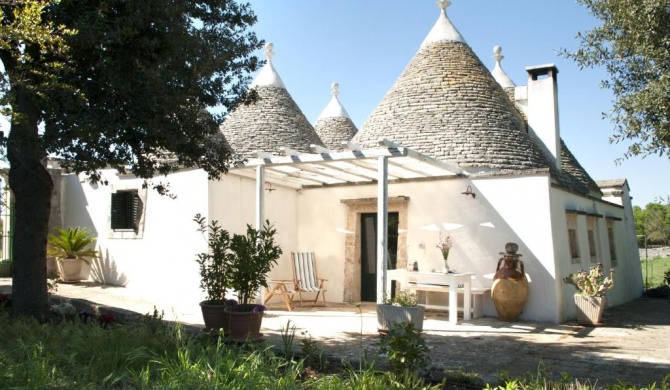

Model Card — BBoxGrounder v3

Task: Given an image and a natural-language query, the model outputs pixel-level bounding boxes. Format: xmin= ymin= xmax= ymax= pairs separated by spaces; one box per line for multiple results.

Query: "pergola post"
xmin=376 ymin=156 xmax=388 ymax=304
xmin=256 ymin=166 xmax=265 ymax=230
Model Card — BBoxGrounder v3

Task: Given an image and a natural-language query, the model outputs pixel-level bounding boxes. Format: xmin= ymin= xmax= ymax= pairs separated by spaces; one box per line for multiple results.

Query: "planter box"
xmin=0 ymin=262 xmax=12 ymax=277
xmin=574 ymin=295 xmax=606 ymax=326
xmin=376 ymin=304 xmax=425 ymax=332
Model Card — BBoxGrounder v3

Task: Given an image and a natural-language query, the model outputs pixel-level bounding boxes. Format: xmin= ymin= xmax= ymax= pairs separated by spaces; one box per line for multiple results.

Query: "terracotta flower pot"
xmin=224 ymin=308 xmax=263 ymax=342
xmin=58 ymin=258 xmax=86 ymax=282
xmin=574 ymin=295 xmax=606 ymax=326
xmin=199 ymin=301 xmax=229 ymax=333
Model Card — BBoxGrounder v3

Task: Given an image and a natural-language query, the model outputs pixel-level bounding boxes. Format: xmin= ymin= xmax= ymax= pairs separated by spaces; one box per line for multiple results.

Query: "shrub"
xmin=379 ymin=321 xmax=430 ymax=373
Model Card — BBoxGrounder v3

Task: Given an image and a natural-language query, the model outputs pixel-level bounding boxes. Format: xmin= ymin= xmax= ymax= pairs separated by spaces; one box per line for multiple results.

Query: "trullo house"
xmin=37 ymin=1 xmax=641 ymax=323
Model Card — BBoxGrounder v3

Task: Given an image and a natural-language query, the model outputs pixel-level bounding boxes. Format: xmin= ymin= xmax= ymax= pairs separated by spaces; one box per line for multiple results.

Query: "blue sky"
xmin=245 ymin=0 xmax=668 ymax=208
xmin=0 ymin=1 xmax=665 ymax=207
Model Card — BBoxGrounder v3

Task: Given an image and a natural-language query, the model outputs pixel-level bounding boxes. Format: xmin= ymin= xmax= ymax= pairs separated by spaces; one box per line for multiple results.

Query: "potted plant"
xmin=376 ymin=290 xmax=425 ymax=334
xmin=563 ymin=262 xmax=615 ymax=325
xmin=47 ymin=227 xmax=98 ymax=283
xmin=194 ymin=214 xmax=233 ymax=332
xmin=224 ymin=220 xmax=282 ymax=341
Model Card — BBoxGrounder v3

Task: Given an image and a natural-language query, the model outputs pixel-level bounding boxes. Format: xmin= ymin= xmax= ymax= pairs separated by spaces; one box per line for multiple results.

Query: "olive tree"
xmin=563 ymin=0 xmax=670 ymax=158
xmin=0 ymin=0 xmax=262 ymax=319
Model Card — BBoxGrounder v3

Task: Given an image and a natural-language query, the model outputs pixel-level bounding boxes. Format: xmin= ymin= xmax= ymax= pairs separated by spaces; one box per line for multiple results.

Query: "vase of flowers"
xmin=436 ymin=233 xmax=453 ymax=273
xmin=563 ymin=262 xmax=614 ymax=325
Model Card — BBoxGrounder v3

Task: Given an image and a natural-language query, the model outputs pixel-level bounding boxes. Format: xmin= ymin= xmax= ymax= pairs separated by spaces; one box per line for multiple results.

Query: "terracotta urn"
xmin=491 ymin=242 xmax=528 ymax=321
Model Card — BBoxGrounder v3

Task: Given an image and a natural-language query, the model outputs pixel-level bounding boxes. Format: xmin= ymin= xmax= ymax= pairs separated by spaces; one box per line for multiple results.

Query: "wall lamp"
xmin=461 ymin=185 xmax=476 ymax=199
xmin=264 ymin=181 xmax=276 ymax=192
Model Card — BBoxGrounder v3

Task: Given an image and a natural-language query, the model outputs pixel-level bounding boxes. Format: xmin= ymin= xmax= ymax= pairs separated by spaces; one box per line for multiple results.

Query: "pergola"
xmin=233 ymin=138 xmax=466 ymax=303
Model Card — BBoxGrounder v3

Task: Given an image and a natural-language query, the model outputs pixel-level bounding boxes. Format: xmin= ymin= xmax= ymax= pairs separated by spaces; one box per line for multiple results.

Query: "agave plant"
xmin=47 ymin=227 xmax=99 ymax=263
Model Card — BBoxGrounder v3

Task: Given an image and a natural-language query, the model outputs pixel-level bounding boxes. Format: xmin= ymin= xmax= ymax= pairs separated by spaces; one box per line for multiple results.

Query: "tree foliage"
xmin=564 ymin=0 xmax=670 ymax=158
xmin=634 ymin=202 xmax=670 ymax=245
xmin=0 ymin=0 xmax=263 ymax=319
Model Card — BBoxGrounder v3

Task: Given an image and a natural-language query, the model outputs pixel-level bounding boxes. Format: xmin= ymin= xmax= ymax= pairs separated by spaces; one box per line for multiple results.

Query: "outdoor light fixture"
xmin=264 ymin=181 xmax=276 ymax=192
xmin=461 ymin=185 xmax=476 ymax=199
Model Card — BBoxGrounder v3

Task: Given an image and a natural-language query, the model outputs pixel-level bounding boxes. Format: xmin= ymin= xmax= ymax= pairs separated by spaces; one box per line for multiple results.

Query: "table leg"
xmin=449 ymin=282 xmax=457 ymax=325
xmin=463 ymin=280 xmax=471 ymax=321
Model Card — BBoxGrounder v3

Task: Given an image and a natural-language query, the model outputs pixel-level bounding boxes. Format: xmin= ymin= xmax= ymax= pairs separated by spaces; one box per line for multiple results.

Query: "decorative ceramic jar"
xmin=491 ymin=242 xmax=528 ymax=321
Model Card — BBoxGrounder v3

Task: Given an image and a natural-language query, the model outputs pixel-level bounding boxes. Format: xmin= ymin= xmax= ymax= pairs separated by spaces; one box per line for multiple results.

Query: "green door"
xmin=360 ymin=212 xmax=399 ymax=302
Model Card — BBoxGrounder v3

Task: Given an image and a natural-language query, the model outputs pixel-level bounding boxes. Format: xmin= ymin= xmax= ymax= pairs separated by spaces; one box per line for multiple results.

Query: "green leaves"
xmin=46 ymin=227 xmax=98 ymax=261
xmin=195 ymin=215 xmax=283 ymax=306
xmin=564 ymin=0 xmax=670 ymax=158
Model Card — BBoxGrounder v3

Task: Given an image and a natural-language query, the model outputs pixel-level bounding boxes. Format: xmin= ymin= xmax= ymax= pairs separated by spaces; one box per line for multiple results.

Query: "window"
xmin=607 ymin=220 xmax=617 ymax=267
xmin=111 ymin=190 xmax=142 ymax=231
xmin=566 ymin=214 xmax=580 ymax=263
xmin=586 ymin=216 xmax=598 ymax=263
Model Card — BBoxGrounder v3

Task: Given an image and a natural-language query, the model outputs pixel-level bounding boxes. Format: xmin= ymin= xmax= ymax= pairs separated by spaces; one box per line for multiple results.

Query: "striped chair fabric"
xmin=291 ymin=252 xmax=327 ymax=307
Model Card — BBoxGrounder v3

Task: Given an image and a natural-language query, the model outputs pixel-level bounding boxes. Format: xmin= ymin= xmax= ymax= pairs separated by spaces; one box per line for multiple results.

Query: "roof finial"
xmin=331 ymin=83 xmax=340 ymax=97
xmin=491 ymin=45 xmax=516 ymax=88
xmin=493 ymin=45 xmax=504 ymax=65
xmin=421 ymin=0 xmax=464 ymax=46
xmin=265 ymin=42 xmax=275 ymax=62
xmin=436 ymin=0 xmax=451 ymax=12
xmin=250 ymin=42 xmax=286 ymax=88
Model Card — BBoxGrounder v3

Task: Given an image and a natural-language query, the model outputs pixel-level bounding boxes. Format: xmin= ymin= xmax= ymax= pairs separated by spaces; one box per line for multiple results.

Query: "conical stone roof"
xmin=352 ymin=2 xmax=551 ymax=173
xmin=314 ymin=83 xmax=358 ymax=150
xmin=220 ymin=43 xmax=324 ymax=157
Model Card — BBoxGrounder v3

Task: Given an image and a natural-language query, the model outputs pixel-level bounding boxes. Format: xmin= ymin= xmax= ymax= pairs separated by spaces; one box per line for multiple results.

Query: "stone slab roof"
xmin=220 ymin=85 xmax=324 ymax=157
xmin=353 ymin=40 xmax=552 ymax=173
xmin=314 ymin=117 xmax=358 ymax=151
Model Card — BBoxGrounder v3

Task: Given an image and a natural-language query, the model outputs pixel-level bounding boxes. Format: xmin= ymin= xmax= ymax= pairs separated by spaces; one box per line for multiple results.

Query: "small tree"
xmin=228 ymin=220 xmax=282 ymax=309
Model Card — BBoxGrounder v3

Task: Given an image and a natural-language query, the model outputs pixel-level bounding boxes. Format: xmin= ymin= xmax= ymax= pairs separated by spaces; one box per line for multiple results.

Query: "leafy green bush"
xmin=378 ymin=321 xmax=429 ymax=373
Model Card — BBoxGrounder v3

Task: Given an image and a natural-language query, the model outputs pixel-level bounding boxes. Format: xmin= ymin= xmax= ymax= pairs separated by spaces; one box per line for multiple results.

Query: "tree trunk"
xmin=8 ymin=85 xmax=53 ymax=320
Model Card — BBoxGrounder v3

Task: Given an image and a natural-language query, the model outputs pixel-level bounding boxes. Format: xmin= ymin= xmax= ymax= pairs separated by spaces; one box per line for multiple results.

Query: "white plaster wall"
xmin=60 ymin=166 xmax=642 ymax=323
xmin=207 ymin=172 xmax=299 ymax=292
xmin=62 ymin=169 xmax=209 ymax=305
xmin=551 ymin=189 xmax=643 ymax=322
xmin=296 ymin=174 xmax=561 ymax=322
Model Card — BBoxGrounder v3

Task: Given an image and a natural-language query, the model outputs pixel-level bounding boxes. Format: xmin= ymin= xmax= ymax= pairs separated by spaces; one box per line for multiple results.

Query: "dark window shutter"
xmin=111 ymin=191 xmax=139 ymax=230
xmin=131 ymin=192 xmax=142 ymax=231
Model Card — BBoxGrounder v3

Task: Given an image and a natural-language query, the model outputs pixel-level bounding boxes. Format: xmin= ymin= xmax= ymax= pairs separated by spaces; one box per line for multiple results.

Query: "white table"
xmin=386 ymin=269 xmax=474 ymax=325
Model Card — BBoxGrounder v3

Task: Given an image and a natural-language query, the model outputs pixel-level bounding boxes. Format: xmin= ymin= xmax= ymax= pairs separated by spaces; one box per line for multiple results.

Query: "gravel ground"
xmin=1 ymin=279 xmax=669 ymax=388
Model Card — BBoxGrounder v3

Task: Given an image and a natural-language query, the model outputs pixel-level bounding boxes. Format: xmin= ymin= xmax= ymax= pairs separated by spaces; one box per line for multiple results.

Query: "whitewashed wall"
xmin=207 ymin=172 xmax=299 ymax=285
xmin=61 ymin=169 xmax=210 ymax=305
xmin=296 ymin=173 xmax=566 ymax=321
xmin=61 ymin=167 xmax=642 ymax=323
xmin=550 ymin=188 xmax=643 ymax=322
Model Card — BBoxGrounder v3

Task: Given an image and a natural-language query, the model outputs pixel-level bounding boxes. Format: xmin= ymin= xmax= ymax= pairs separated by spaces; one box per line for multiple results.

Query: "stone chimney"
xmin=523 ymin=64 xmax=561 ymax=171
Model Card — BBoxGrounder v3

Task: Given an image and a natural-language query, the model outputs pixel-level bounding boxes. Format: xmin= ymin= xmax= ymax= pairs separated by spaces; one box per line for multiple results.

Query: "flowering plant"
xmin=382 ymin=290 xmax=419 ymax=307
xmin=436 ymin=233 xmax=453 ymax=260
xmin=563 ymin=262 xmax=615 ymax=297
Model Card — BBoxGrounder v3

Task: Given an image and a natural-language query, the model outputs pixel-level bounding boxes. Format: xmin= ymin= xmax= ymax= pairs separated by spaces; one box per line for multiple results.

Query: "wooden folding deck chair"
xmin=290 ymin=252 xmax=327 ymax=307
xmin=264 ymin=252 xmax=327 ymax=311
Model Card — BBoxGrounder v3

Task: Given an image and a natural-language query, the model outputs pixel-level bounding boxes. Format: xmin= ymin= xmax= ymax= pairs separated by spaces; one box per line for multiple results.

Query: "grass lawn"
xmin=640 ymin=256 xmax=670 ymax=288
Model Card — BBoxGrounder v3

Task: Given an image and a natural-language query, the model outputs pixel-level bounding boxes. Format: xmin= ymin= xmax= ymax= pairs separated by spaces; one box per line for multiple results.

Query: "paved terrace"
xmin=1 ymin=278 xmax=669 ymax=387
